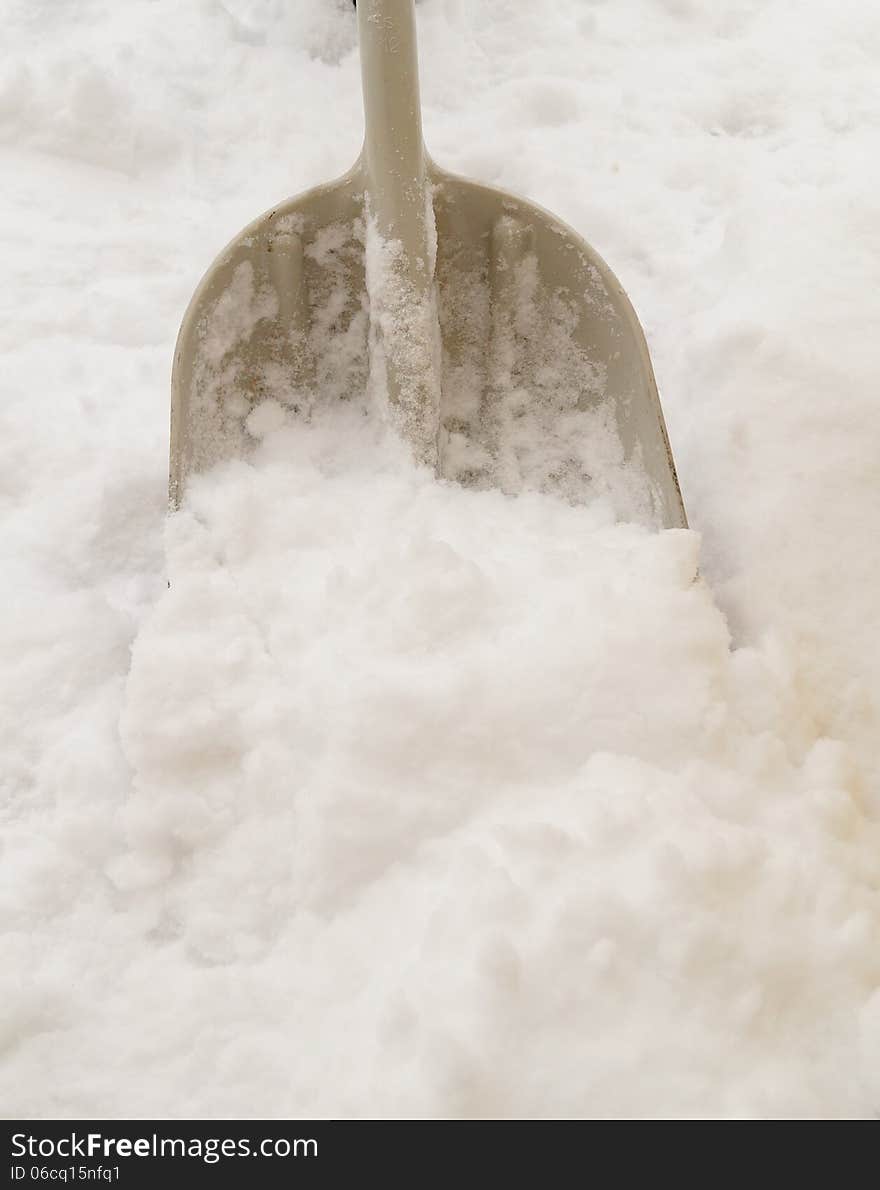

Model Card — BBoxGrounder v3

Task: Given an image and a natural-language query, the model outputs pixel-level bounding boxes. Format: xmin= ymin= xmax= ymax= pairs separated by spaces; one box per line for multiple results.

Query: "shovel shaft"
xmin=358 ymin=0 xmax=428 ymax=260
xmin=358 ymin=0 xmax=440 ymax=468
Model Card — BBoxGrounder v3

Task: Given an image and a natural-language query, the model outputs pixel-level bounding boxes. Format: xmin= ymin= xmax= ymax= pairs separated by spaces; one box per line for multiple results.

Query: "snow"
xmin=2 ymin=0 xmax=880 ymax=1118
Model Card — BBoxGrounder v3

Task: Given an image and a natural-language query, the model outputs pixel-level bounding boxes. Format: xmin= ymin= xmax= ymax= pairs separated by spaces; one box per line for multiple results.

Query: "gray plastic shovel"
xmin=170 ymin=0 xmax=686 ymax=529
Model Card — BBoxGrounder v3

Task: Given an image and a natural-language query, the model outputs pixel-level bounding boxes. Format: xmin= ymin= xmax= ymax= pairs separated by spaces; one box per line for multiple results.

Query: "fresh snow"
xmin=2 ymin=0 xmax=880 ymax=1119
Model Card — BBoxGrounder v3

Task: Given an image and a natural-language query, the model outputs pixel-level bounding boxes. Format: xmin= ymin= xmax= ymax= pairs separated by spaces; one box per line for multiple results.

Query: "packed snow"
xmin=2 ymin=0 xmax=879 ymax=1118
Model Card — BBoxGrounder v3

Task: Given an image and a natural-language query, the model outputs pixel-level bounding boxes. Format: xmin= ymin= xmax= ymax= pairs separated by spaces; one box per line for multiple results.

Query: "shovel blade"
xmin=431 ymin=167 xmax=686 ymax=529
xmin=171 ymin=163 xmax=685 ymax=529
xmin=170 ymin=167 xmax=366 ymax=506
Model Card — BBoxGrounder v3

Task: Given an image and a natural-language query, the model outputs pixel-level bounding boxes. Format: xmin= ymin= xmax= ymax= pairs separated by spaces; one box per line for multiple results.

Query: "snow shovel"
xmin=170 ymin=0 xmax=686 ymax=529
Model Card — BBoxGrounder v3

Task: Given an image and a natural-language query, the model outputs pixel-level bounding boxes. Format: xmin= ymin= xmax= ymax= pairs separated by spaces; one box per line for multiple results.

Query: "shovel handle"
xmin=356 ymin=1 xmax=439 ymax=468
xmin=358 ymin=0 xmax=428 ymax=256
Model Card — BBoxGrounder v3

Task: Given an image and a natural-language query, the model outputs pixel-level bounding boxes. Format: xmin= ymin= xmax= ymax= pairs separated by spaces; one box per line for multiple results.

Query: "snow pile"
xmin=7 ymin=411 xmax=880 ymax=1118
xmin=2 ymin=0 xmax=880 ymax=1118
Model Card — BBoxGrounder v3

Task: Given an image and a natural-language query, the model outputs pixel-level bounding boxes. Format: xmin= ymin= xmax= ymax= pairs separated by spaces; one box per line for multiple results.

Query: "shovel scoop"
xmin=170 ymin=0 xmax=686 ymax=529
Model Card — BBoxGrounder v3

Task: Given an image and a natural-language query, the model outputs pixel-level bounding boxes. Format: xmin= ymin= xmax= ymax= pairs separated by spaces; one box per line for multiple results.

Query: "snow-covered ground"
xmin=2 ymin=0 xmax=879 ymax=1118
